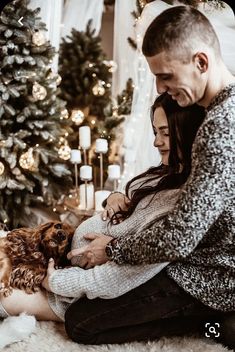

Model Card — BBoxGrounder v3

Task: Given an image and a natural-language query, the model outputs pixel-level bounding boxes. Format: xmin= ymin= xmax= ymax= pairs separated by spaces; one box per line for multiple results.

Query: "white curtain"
xmin=29 ymin=0 xmax=63 ymax=71
xmin=61 ymin=0 xmax=104 ymax=39
xmin=119 ymin=0 xmax=235 ymax=190
xmin=112 ymin=0 xmax=137 ymax=96
xmin=118 ymin=1 xmax=170 ymax=190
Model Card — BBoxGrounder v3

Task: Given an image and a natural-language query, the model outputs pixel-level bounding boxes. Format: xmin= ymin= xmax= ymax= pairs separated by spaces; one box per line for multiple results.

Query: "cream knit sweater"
xmin=48 ymin=182 xmax=180 ymax=321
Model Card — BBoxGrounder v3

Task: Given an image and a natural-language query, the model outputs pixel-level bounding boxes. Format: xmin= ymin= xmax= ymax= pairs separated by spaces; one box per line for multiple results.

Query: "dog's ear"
xmin=35 ymin=221 xmax=55 ymax=236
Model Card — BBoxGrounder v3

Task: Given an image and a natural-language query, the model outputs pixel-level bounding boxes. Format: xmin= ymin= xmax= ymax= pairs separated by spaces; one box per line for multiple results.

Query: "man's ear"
xmin=194 ymin=52 xmax=208 ymax=73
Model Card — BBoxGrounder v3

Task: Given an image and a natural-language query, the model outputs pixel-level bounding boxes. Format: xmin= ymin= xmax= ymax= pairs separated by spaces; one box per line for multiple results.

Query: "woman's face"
xmin=152 ymin=107 xmax=170 ymax=165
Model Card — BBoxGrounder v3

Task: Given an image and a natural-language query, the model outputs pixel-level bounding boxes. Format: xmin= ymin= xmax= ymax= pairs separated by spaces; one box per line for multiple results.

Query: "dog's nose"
xmin=57 ymin=231 xmax=66 ymax=241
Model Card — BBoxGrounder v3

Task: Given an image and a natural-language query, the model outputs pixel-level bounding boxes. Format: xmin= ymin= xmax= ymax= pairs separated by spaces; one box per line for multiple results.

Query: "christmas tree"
xmin=59 ymin=21 xmax=133 ymax=181
xmin=0 ymin=0 xmax=73 ymax=228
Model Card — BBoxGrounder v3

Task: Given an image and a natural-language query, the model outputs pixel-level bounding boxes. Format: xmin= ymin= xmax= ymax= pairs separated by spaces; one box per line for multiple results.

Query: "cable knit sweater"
xmin=48 ymin=183 xmax=180 ymax=321
xmin=111 ymin=84 xmax=235 ymax=312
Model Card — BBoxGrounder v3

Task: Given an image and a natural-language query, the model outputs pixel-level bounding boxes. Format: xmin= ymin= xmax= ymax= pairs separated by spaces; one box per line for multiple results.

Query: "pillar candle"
xmin=79 ymin=126 xmax=91 ymax=149
xmin=79 ymin=183 xmax=94 ymax=210
xmin=108 ymin=164 xmax=121 ymax=180
xmin=70 ymin=149 xmax=81 ymax=164
xmin=95 ymin=190 xmax=111 ymax=211
xmin=95 ymin=138 xmax=108 ymax=153
xmin=80 ymin=165 xmax=92 ymax=180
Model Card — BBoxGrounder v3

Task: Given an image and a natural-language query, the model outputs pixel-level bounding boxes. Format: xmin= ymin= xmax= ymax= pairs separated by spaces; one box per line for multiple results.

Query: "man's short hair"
xmin=142 ymin=5 xmax=221 ymax=62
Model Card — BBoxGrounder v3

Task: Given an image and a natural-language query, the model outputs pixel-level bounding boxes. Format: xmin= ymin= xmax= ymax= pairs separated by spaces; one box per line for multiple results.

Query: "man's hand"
xmin=42 ymin=258 xmax=56 ymax=291
xmin=67 ymin=233 xmax=113 ymax=269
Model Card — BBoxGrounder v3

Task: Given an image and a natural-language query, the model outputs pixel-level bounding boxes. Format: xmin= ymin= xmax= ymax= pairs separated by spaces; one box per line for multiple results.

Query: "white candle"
xmin=79 ymin=126 xmax=91 ymax=149
xmin=108 ymin=164 xmax=121 ymax=180
xmin=95 ymin=190 xmax=111 ymax=211
xmin=70 ymin=149 xmax=81 ymax=164
xmin=80 ymin=165 xmax=92 ymax=180
xmin=95 ymin=138 xmax=108 ymax=153
xmin=79 ymin=183 xmax=94 ymax=210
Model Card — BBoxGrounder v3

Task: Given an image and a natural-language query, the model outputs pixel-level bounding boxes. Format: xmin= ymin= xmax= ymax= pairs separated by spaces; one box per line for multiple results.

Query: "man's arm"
xmin=111 ymin=112 xmax=235 ymax=264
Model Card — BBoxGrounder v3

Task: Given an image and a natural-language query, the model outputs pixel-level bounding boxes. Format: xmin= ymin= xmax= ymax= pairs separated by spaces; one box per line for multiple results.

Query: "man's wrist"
xmin=105 ymin=237 xmax=119 ymax=260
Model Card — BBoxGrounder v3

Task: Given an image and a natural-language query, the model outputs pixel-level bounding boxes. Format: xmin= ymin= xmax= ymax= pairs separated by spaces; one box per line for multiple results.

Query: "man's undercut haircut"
xmin=142 ymin=5 xmax=221 ymax=62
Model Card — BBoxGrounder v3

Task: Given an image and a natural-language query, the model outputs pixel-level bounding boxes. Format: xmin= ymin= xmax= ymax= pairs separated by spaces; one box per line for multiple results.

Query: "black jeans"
xmin=65 ymin=269 xmax=228 ymax=345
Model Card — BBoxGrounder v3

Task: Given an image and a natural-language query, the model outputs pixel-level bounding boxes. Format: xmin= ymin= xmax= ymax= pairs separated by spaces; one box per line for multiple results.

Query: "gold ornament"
xmin=47 ymin=71 xmax=62 ymax=85
xmin=56 ymin=74 xmax=62 ymax=85
xmin=103 ymin=60 xmax=118 ymax=73
xmin=58 ymin=144 xmax=71 ymax=160
xmin=71 ymin=109 xmax=85 ymax=125
xmin=92 ymin=81 xmax=105 ymax=96
xmin=32 ymin=82 xmax=47 ymax=101
xmin=0 ymin=161 xmax=5 ymax=175
xmin=61 ymin=108 xmax=69 ymax=119
xmin=32 ymin=30 xmax=47 ymax=46
xmin=19 ymin=148 xmax=38 ymax=171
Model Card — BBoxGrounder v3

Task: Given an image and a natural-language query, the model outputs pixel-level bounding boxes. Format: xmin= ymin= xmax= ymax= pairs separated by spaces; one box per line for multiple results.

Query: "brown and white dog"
xmin=0 ymin=221 xmax=74 ymax=296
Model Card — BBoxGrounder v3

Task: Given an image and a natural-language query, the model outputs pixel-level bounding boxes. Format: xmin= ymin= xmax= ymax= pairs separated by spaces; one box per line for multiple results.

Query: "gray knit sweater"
xmin=111 ymin=84 xmax=235 ymax=312
xmin=48 ymin=183 xmax=180 ymax=321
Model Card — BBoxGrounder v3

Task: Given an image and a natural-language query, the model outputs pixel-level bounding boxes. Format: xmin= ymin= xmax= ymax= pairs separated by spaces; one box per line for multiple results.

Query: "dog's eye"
xmin=54 ymin=223 xmax=62 ymax=229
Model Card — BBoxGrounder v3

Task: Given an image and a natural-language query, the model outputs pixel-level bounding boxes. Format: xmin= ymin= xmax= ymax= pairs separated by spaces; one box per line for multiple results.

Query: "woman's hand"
xmin=102 ymin=192 xmax=130 ymax=222
xmin=42 ymin=258 xmax=56 ymax=292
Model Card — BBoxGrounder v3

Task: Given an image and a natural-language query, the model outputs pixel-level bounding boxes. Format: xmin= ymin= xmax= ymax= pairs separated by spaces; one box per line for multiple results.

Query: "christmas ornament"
xmin=19 ymin=148 xmax=38 ymax=171
xmin=61 ymin=108 xmax=69 ymax=119
xmin=0 ymin=162 xmax=5 ymax=175
xmin=47 ymin=71 xmax=62 ymax=85
xmin=58 ymin=143 xmax=71 ymax=160
xmin=92 ymin=81 xmax=105 ymax=96
xmin=103 ymin=60 xmax=118 ymax=73
xmin=32 ymin=30 xmax=46 ymax=46
xmin=32 ymin=82 xmax=47 ymax=101
xmin=71 ymin=109 xmax=85 ymax=125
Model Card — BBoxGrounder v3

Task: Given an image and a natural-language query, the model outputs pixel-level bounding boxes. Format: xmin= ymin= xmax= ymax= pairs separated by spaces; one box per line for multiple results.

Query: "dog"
xmin=0 ymin=221 xmax=74 ymax=296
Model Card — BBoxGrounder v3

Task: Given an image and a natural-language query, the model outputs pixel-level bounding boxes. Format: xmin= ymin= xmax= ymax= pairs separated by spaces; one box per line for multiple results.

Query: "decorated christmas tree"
xmin=59 ymin=21 xmax=133 ymax=181
xmin=0 ymin=0 xmax=73 ymax=228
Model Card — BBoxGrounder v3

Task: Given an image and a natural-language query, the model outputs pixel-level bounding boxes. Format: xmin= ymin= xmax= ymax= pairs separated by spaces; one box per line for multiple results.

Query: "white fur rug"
xmin=1 ymin=321 xmax=232 ymax=352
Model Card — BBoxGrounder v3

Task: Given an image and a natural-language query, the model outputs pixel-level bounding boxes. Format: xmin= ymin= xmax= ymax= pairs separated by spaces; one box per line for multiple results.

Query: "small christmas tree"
xmin=0 ymin=0 xmax=73 ymax=228
xmin=59 ymin=21 xmax=133 ymax=182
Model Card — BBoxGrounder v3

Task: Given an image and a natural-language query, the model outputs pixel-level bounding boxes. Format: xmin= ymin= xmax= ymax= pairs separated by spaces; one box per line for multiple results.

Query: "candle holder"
xmin=99 ymin=152 xmax=104 ymax=190
xmin=80 ymin=165 xmax=93 ymax=212
xmin=70 ymin=149 xmax=82 ymax=205
xmin=95 ymin=138 xmax=108 ymax=191
xmin=82 ymin=148 xmax=88 ymax=165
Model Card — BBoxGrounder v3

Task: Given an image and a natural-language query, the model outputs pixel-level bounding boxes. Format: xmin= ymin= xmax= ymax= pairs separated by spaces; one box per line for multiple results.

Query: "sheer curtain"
xmin=61 ymin=0 xmax=104 ymax=39
xmin=112 ymin=0 xmax=136 ymax=97
xmin=29 ymin=0 xmax=63 ymax=71
xmin=118 ymin=1 xmax=171 ymax=190
xmin=119 ymin=0 xmax=235 ymax=190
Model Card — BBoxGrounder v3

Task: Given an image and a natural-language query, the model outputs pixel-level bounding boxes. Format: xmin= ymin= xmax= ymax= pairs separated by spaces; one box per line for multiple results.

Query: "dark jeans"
xmin=65 ymin=269 xmax=229 ymax=345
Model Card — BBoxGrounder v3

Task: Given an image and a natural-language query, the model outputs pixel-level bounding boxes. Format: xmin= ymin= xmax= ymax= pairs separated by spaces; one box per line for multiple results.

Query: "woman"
xmin=0 ymin=93 xmax=205 ymax=323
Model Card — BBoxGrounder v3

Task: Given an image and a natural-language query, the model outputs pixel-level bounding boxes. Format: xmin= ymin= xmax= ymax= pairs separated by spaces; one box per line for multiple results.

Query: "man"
xmin=55 ymin=6 xmax=235 ymax=346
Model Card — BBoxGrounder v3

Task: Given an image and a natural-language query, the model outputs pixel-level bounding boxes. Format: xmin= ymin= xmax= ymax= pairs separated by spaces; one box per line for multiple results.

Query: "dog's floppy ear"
xmin=35 ymin=221 xmax=55 ymax=234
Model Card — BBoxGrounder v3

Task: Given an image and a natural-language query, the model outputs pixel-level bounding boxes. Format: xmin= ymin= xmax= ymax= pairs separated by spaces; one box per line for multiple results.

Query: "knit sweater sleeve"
xmin=48 ymin=261 xmax=167 ymax=299
xmin=112 ymin=107 xmax=235 ymax=264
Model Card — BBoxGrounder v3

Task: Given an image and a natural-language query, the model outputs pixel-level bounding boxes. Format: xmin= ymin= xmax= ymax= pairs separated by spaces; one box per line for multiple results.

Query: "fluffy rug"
xmin=1 ymin=321 xmax=232 ymax=352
